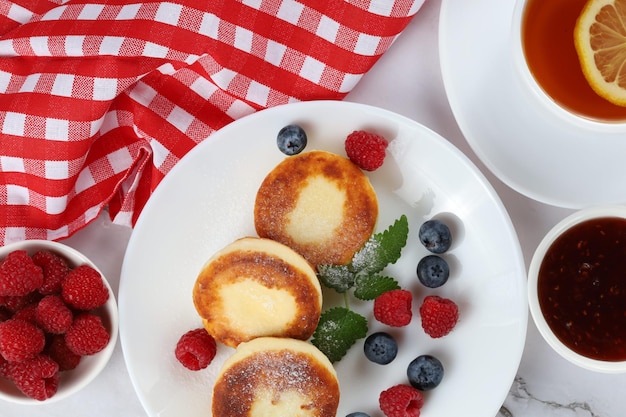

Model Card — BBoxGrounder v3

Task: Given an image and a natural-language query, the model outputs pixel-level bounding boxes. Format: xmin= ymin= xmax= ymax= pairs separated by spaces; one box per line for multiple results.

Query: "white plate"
xmin=439 ymin=0 xmax=626 ymax=209
xmin=119 ymin=101 xmax=527 ymax=417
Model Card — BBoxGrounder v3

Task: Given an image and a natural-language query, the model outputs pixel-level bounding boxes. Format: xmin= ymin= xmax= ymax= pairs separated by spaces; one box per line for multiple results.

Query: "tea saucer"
xmin=439 ymin=0 xmax=626 ymax=208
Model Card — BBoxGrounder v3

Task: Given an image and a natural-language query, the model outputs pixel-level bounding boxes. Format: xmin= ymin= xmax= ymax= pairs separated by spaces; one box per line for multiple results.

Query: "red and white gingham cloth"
xmin=0 ymin=0 xmax=424 ymax=245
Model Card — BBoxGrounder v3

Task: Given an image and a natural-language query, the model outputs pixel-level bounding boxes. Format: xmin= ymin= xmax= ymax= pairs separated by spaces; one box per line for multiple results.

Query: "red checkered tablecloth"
xmin=0 ymin=0 xmax=424 ymax=245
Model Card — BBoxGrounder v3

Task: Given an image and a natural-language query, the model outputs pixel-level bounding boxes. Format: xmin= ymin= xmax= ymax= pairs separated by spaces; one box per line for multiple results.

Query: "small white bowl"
xmin=0 ymin=240 xmax=119 ymax=404
xmin=528 ymin=206 xmax=626 ymax=373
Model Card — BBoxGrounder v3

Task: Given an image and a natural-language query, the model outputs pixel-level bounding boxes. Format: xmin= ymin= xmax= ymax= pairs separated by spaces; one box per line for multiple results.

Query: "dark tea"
xmin=522 ymin=0 xmax=626 ymax=121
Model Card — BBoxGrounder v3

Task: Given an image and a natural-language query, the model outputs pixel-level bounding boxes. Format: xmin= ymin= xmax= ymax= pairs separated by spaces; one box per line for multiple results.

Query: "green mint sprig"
xmin=312 ymin=215 xmax=408 ymax=362
xmin=311 ymin=307 xmax=368 ymax=363
xmin=351 ymin=215 xmax=409 ymax=277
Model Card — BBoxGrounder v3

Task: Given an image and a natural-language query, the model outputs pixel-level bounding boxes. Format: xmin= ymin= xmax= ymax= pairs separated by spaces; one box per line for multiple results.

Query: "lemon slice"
xmin=574 ymin=0 xmax=626 ymax=106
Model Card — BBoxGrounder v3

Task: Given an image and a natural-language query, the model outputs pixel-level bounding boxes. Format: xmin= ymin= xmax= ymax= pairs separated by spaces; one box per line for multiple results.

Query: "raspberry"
xmin=419 ymin=295 xmax=459 ymax=338
xmin=61 ymin=264 xmax=109 ymax=310
xmin=65 ymin=312 xmax=110 ymax=356
xmin=12 ymin=303 xmax=38 ymax=324
xmin=8 ymin=354 xmax=59 ymax=401
xmin=345 ymin=130 xmax=388 ymax=171
xmin=1 ymin=292 xmax=42 ymax=313
xmin=45 ymin=334 xmax=81 ymax=371
xmin=175 ymin=328 xmax=217 ymax=371
xmin=373 ymin=289 xmax=412 ymax=327
xmin=379 ymin=384 xmax=424 ymax=417
xmin=36 ymin=295 xmax=73 ymax=334
xmin=0 ymin=250 xmax=43 ymax=297
xmin=32 ymin=250 xmax=69 ymax=295
xmin=0 ymin=319 xmax=45 ymax=362
xmin=0 ymin=354 xmax=9 ymax=378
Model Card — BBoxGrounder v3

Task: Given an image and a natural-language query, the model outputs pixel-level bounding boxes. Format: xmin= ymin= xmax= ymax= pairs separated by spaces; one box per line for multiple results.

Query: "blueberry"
xmin=346 ymin=413 xmax=370 ymax=417
xmin=363 ymin=332 xmax=398 ymax=365
xmin=419 ymin=219 xmax=452 ymax=253
xmin=407 ymin=354 xmax=444 ymax=391
xmin=417 ymin=255 xmax=450 ymax=288
xmin=277 ymin=124 xmax=307 ymax=155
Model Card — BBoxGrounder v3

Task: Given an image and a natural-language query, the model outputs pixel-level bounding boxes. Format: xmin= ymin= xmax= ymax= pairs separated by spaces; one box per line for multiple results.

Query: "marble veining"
xmin=501 ymin=377 xmax=602 ymax=417
xmin=499 ymin=405 xmax=514 ymax=417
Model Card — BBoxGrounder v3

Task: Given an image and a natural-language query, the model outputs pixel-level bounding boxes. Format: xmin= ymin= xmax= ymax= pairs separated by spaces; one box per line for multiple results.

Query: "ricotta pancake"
xmin=192 ymin=237 xmax=322 ymax=348
xmin=254 ymin=150 xmax=378 ymax=267
xmin=212 ymin=337 xmax=340 ymax=417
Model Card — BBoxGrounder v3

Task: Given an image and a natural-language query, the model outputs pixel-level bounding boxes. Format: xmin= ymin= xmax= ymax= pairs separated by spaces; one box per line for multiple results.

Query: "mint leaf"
xmin=311 ymin=307 xmax=367 ymax=363
xmin=312 ymin=215 xmax=409 ymax=362
xmin=350 ymin=214 xmax=408 ymax=276
xmin=353 ymin=274 xmax=400 ymax=300
xmin=317 ymin=264 xmax=355 ymax=293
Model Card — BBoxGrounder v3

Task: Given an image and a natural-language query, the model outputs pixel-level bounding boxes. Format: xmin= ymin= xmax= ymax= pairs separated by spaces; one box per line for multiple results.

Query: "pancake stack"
xmin=192 ymin=150 xmax=379 ymax=416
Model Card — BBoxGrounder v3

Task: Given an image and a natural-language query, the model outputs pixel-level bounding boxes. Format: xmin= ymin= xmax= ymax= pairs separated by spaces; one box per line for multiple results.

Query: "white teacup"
xmin=510 ymin=0 xmax=626 ymax=130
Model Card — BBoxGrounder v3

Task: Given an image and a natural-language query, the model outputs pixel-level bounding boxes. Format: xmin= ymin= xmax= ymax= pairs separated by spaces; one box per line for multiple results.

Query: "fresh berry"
xmin=277 ymin=124 xmax=307 ymax=155
xmin=32 ymin=250 xmax=69 ymax=295
xmin=1 ymin=292 xmax=41 ymax=313
xmin=8 ymin=354 xmax=59 ymax=401
xmin=347 ymin=413 xmax=371 ymax=417
xmin=373 ymin=289 xmax=412 ymax=327
xmin=363 ymin=332 xmax=398 ymax=365
xmin=416 ymin=255 xmax=450 ymax=288
xmin=419 ymin=295 xmax=459 ymax=338
xmin=379 ymin=384 xmax=424 ymax=417
xmin=345 ymin=130 xmax=388 ymax=171
xmin=0 ymin=354 xmax=10 ymax=378
xmin=407 ymin=354 xmax=444 ymax=391
xmin=61 ymin=264 xmax=109 ymax=310
xmin=36 ymin=295 xmax=73 ymax=334
xmin=175 ymin=328 xmax=217 ymax=371
xmin=0 ymin=318 xmax=45 ymax=362
xmin=418 ymin=219 xmax=452 ymax=254
xmin=45 ymin=334 xmax=81 ymax=371
xmin=12 ymin=303 xmax=38 ymax=324
xmin=65 ymin=313 xmax=110 ymax=356
xmin=0 ymin=250 xmax=44 ymax=296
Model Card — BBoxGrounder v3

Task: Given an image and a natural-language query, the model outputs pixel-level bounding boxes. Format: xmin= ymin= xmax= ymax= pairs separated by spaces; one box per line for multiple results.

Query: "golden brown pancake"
xmin=192 ymin=237 xmax=322 ymax=348
xmin=254 ymin=150 xmax=378 ymax=267
xmin=212 ymin=337 xmax=340 ymax=417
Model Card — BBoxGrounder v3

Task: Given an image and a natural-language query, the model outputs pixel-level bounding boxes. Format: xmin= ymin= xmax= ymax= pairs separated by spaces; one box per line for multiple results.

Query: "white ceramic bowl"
xmin=528 ymin=206 xmax=626 ymax=373
xmin=0 ymin=240 xmax=119 ymax=404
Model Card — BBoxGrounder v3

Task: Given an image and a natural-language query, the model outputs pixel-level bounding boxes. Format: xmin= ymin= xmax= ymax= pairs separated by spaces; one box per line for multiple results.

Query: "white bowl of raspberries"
xmin=0 ymin=240 xmax=118 ymax=403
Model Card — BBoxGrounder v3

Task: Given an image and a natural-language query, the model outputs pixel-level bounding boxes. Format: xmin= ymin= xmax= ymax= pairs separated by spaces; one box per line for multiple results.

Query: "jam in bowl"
xmin=528 ymin=206 xmax=626 ymax=373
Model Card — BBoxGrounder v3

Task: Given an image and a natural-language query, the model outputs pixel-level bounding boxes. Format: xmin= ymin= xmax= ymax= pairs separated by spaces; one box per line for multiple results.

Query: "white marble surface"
xmin=2 ymin=0 xmax=623 ymax=416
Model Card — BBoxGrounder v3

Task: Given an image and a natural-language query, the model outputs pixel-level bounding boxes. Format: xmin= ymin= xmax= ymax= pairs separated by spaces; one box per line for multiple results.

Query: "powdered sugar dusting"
xmin=350 ymin=239 xmax=381 ymax=271
xmin=214 ymin=349 xmax=338 ymax=416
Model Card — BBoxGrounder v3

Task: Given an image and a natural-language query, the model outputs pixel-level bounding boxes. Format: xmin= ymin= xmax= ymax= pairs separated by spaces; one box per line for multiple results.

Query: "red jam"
xmin=538 ymin=217 xmax=626 ymax=361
